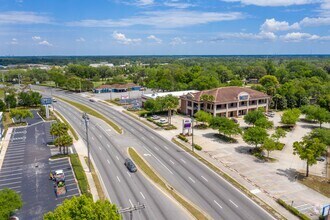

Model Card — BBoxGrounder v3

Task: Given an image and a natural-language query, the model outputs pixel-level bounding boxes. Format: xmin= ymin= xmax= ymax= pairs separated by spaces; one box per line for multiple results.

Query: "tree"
xmin=259 ymin=75 xmax=279 ymax=96
xmin=243 ymin=126 xmax=268 ymax=148
xmin=271 ymin=128 xmax=287 ymax=142
xmin=210 ymin=116 xmax=241 ymax=138
xmin=200 ymin=94 xmax=215 ymax=111
xmin=244 ymin=109 xmax=265 ymax=126
xmin=194 ymin=110 xmax=212 ymax=125
xmin=44 ymin=195 xmax=120 ymax=220
xmin=10 ymin=109 xmax=33 ymax=123
xmin=262 ymin=138 xmax=278 ymax=158
xmin=281 ymin=108 xmax=301 ymax=126
xmin=301 ymin=105 xmax=330 ymax=128
xmin=5 ymin=94 xmax=17 ymax=109
xmin=309 ymin=128 xmax=330 ymax=146
xmin=50 ymin=122 xmax=69 ymax=138
xmin=0 ymin=188 xmax=23 ymax=219
xmin=254 ymin=117 xmax=273 ymax=129
xmin=54 ymin=134 xmax=73 ymax=154
xmin=144 ymin=99 xmax=160 ymax=114
xmin=163 ymin=95 xmax=179 ymax=125
xmin=0 ymin=100 xmax=5 ymax=112
xmin=293 ymin=138 xmax=326 ymax=177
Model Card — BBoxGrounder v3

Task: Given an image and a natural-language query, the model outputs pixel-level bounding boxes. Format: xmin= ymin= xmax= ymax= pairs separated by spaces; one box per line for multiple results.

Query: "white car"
xmin=159 ymin=118 xmax=168 ymax=124
xmin=151 ymin=115 xmax=160 ymax=120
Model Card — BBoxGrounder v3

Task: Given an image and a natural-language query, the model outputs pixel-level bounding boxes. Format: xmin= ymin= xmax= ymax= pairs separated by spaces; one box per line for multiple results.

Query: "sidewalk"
xmin=0 ymin=127 xmax=14 ymax=169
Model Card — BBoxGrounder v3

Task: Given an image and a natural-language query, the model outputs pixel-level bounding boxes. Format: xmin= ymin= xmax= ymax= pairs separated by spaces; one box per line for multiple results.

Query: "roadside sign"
xmin=41 ymin=97 xmax=52 ymax=105
xmin=183 ymin=118 xmax=192 ymax=128
xmin=322 ymin=204 xmax=330 ymax=217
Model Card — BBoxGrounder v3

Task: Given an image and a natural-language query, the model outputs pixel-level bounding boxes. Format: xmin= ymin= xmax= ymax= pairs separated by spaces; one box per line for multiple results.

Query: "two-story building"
xmin=180 ymin=86 xmax=270 ymax=117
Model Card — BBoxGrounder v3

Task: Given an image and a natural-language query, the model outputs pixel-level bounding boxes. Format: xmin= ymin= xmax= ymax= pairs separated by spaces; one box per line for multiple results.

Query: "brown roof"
xmin=96 ymin=83 xmax=138 ymax=89
xmin=183 ymin=86 xmax=269 ymax=103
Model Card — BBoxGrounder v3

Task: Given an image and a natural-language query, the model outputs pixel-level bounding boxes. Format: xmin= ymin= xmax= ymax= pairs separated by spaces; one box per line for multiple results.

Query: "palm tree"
xmin=54 ymin=134 xmax=73 ymax=154
xmin=50 ymin=122 xmax=69 ymax=154
xmin=163 ymin=95 xmax=179 ymax=125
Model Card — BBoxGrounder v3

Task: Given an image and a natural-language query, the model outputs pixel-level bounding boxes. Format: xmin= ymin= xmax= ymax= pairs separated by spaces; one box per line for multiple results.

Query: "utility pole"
xmin=82 ymin=112 xmax=91 ymax=172
xmin=117 ymin=203 xmax=145 ymax=220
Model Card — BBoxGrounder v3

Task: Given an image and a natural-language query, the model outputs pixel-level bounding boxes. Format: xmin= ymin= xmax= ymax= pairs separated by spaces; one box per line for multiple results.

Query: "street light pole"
xmin=191 ymin=117 xmax=194 ymax=152
xmin=82 ymin=112 xmax=91 ymax=172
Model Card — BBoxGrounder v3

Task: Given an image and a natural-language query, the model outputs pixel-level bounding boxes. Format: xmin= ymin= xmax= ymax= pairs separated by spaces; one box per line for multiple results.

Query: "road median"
xmin=128 ymin=147 xmax=209 ymax=220
xmin=55 ymin=96 xmax=122 ymax=134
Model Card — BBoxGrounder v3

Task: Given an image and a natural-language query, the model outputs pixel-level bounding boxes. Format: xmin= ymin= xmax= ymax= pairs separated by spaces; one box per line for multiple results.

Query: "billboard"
xmin=41 ymin=97 xmax=52 ymax=105
xmin=183 ymin=118 xmax=192 ymax=129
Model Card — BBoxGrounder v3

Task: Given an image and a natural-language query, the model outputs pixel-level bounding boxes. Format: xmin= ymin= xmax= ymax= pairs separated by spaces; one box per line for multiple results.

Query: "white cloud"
xmin=38 ymin=40 xmax=52 ymax=46
xmin=260 ymin=18 xmax=300 ymax=32
xmin=196 ymin=40 xmax=204 ymax=43
xmin=164 ymin=1 xmax=196 ymax=8
xmin=10 ymin=38 xmax=18 ymax=45
xmin=300 ymin=16 xmax=330 ymax=26
xmin=170 ymin=37 xmax=186 ymax=45
xmin=147 ymin=35 xmax=162 ymax=43
xmin=0 ymin=11 xmax=51 ymax=24
xmin=280 ymin=32 xmax=320 ymax=42
xmin=213 ymin=31 xmax=277 ymax=41
xmin=112 ymin=31 xmax=141 ymax=45
xmin=67 ymin=10 xmax=244 ymax=28
xmin=76 ymin=37 xmax=86 ymax=42
xmin=32 ymin=36 xmax=41 ymax=41
xmin=135 ymin=0 xmax=154 ymax=6
xmin=222 ymin=0 xmax=321 ymax=6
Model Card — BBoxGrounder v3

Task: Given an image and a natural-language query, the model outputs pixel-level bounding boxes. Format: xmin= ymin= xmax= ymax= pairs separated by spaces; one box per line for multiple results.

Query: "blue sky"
xmin=0 ymin=0 xmax=329 ymax=55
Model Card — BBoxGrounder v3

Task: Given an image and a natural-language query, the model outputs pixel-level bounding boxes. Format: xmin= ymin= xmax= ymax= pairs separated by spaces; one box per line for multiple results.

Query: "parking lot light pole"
xmin=82 ymin=112 xmax=91 ymax=172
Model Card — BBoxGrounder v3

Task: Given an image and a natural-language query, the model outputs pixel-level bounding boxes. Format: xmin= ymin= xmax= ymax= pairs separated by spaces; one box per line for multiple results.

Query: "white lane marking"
xmin=140 ymin=192 xmax=145 ymax=199
xmin=180 ymin=159 xmax=186 ymax=164
xmin=116 ymin=156 xmax=119 ymax=161
xmin=170 ymin=160 xmax=175 ymax=165
xmin=107 ymin=144 xmax=110 ymax=148
xmin=164 ymin=146 xmax=169 ymax=150
xmin=116 ymin=176 xmax=120 ymax=183
xmin=99 ymin=135 xmax=102 ymax=139
xmin=141 ymin=137 xmax=145 ymax=140
xmin=0 ymin=173 xmax=23 ymax=178
xmin=91 ymin=136 xmax=94 ymax=140
xmin=201 ymin=176 xmax=208 ymax=182
xmin=131 ymin=128 xmax=135 ymax=132
xmin=107 ymin=159 xmax=110 ymax=164
xmin=0 ymin=176 xmax=22 ymax=181
xmin=129 ymin=199 xmax=133 ymax=207
xmin=127 ymin=171 xmax=131 ymax=177
xmin=188 ymin=177 xmax=195 ymax=183
xmin=92 ymin=127 xmax=95 ymax=130
xmin=214 ymin=200 xmax=223 ymax=209
xmin=98 ymin=146 xmax=102 ymax=151
xmin=0 ymin=181 xmax=21 ymax=186
xmin=229 ymin=200 xmax=238 ymax=208
xmin=154 ymin=147 xmax=159 ymax=151
xmin=143 ymin=146 xmax=173 ymax=174
xmin=151 ymin=136 xmax=155 ymax=140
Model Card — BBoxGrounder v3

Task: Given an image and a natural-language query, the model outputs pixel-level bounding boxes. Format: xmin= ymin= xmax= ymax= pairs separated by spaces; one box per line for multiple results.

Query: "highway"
xmin=42 ymin=86 xmax=276 ymax=220
xmin=53 ymin=100 xmax=190 ymax=220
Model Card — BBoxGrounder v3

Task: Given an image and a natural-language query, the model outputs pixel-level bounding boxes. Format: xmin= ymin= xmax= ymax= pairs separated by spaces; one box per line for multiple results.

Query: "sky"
xmin=0 ymin=0 xmax=330 ymax=55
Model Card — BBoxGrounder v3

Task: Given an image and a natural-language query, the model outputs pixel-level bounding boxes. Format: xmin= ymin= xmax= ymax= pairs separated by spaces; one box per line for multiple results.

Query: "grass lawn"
xmin=92 ymin=81 xmax=105 ymax=88
xmin=56 ymin=96 xmax=122 ymax=134
xmin=84 ymin=157 xmax=106 ymax=201
xmin=298 ymin=174 xmax=330 ymax=198
xmin=128 ymin=147 xmax=208 ymax=220
xmin=0 ymin=89 xmax=4 ymax=99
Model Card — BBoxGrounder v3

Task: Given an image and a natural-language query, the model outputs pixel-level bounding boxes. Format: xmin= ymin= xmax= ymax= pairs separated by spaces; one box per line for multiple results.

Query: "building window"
xmin=188 ymin=101 xmax=192 ymax=107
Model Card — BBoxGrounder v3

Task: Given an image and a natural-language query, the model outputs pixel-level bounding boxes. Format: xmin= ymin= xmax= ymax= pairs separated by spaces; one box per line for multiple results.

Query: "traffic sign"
xmin=41 ymin=97 xmax=52 ymax=105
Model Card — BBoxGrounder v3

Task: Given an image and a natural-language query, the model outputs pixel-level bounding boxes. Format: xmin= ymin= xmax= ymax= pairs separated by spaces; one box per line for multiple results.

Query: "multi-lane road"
xmin=40 ymin=86 xmax=275 ymax=220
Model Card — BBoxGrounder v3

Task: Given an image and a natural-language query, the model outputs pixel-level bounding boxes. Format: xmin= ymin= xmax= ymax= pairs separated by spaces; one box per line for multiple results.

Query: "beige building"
xmin=180 ymin=87 xmax=270 ymax=117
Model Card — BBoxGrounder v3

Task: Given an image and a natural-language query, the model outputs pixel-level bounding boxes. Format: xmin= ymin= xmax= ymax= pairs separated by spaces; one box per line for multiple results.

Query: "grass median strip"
xmin=54 ymin=110 xmax=79 ymax=141
xmin=56 ymin=96 xmax=122 ymax=134
xmin=128 ymin=147 xmax=208 ymax=220
xmin=172 ymin=138 xmax=286 ymax=220
xmin=84 ymin=157 xmax=106 ymax=201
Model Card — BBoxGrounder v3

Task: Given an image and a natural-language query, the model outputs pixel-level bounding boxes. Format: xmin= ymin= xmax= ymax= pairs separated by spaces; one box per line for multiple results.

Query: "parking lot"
xmin=0 ymin=111 xmax=80 ymax=219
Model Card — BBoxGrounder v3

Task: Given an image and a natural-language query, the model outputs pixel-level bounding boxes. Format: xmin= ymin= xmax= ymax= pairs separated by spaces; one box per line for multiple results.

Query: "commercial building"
xmin=180 ymin=86 xmax=270 ymax=117
xmin=142 ymin=90 xmax=198 ymax=107
xmin=93 ymin=83 xmax=141 ymax=93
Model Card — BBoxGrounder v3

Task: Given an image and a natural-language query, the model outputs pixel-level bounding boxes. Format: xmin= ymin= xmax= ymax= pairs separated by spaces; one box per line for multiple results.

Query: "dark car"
xmin=124 ymin=158 xmax=137 ymax=172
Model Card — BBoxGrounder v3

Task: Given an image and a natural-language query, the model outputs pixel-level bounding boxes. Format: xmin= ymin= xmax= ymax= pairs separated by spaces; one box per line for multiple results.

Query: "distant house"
xmin=89 ymin=62 xmax=114 ymax=68
xmin=180 ymin=86 xmax=270 ymax=117
xmin=93 ymin=83 xmax=141 ymax=93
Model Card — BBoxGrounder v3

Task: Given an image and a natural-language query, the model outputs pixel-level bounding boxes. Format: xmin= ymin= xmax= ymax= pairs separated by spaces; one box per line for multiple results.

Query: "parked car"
xmin=316 ymin=156 xmax=326 ymax=162
xmin=159 ymin=118 xmax=168 ymax=124
xmin=124 ymin=158 xmax=137 ymax=172
xmin=265 ymin=112 xmax=275 ymax=117
xmin=151 ymin=115 xmax=160 ymax=120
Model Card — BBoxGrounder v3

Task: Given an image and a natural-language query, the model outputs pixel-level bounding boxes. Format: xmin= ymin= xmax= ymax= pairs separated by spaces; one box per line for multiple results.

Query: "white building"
xmin=89 ymin=62 xmax=114 ymax=68
xmin=142 ymin=90 xmax=199 ymax=107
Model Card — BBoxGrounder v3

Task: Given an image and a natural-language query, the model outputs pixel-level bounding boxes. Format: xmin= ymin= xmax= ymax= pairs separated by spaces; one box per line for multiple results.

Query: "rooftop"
xmin=143 ymin=90 xmax=199 ymax=99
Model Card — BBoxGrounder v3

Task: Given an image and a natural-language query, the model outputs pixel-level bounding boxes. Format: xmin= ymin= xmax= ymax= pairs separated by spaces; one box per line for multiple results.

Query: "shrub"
xmin=194 ymin=144 xmax=202 ymax=151
xmin=277 ymin=199 xmax=310 ymax=220
xmin=178 ymin=134 xmax=188 ymax=142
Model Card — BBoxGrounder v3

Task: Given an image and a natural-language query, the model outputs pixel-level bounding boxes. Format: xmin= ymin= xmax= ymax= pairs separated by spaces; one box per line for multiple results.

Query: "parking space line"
xmin=5 ymin=150 xmax=25 ymax=153
xmin=3 ymin=155 xmax=24 ymax=159
xmin=0 ymin=176 xmax=22 ymax=181
xmin=180 ymin=159 xmax=187 ymax=164
xmin=50 ymin=164 xmax=70 ymax=168
xmin=117 ymin=176 xmax=121 ymax=182
xmin=0 ymin=181 xmax=21 ymax=186
xmin=170 ymin=160 xmax=175 ymax=165
xmin=0 ymin=168 xmax=23 ymax=172
xmin=0 ymin=173 xmax=22 ymax=178
xmin=0 ymin=185 xmax=21 ymax=190
xmin=65 ymin=183 xmax=77 ymax=186
xmin=1 ymin=165 xmax=23 ymax=169
xmin=67 ymin=188 xmax=79 ymax=192
xmin=140 ymin=192 xmax=145 ymax=199
xmin=107 ymin=159 xmax=110 ymax=164
xmin=3 ymin=160 xmax=24 ymax=164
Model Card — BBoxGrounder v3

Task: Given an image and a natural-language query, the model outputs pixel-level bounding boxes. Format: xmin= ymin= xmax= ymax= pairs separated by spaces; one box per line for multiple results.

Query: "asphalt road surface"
xmin=53 ymin=100 xmax=190 ymax=220
xmin=39 ymin=86 xmax=275 ymax=220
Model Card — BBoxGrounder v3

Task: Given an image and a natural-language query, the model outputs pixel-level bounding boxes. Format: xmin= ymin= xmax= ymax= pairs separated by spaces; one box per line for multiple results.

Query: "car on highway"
xmin=159 ymin=118 xmax=168 ymax=124
xmin=89 ymin=98 xmax=95 ymax=102
xmin=151 ymin=115 xmax=160 ymax=120
xmin=52 ymin=98 xmax=57 ymax=102
xmin=124 ymin=158 xmax=137 ymax=172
